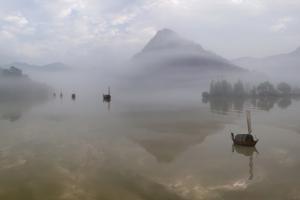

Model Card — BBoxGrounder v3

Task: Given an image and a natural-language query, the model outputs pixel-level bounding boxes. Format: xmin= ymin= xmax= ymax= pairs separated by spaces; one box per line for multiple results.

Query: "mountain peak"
xmin=133 ymin=29 xmax=244 ymax=73
xmin=139 ymin=28 xmax=202 ymax=54
xmin=155 ymin=28 xmax=178 ymax=37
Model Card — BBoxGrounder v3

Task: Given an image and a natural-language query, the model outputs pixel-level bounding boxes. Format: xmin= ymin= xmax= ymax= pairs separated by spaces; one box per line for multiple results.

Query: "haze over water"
xmin=1 ymin=0 xmax=300 ymax=199
xmin=1 ymin=79 xmax=300 ymax=200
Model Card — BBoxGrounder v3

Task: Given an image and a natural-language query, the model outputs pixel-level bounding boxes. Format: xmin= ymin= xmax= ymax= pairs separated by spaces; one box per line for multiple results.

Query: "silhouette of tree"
xmin=233 ymin=80 xmax=245 ymax=97
xmin=209 ymin=80 xmax=232 ymax=97
xmin=257 ymin=81 xmax=277 ymax=97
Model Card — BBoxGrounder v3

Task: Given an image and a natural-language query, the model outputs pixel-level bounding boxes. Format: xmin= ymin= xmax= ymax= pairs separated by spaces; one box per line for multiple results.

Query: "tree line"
xmin=202 ymin=80 xmax=300 ymax=98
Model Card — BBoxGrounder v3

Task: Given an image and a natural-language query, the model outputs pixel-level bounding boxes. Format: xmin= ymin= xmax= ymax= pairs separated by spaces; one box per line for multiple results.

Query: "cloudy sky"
xmin=0 ymin=0 xmax=299 ymax=66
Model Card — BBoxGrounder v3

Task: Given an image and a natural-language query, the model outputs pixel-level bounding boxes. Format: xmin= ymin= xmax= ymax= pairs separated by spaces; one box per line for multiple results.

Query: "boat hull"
xmin=233 ymin=140 xmax=258 ymax=147
xmin=231 ymin=133 xmax=258 ymax=147
xmin=103 ymin=94 xmax=111 ymax=102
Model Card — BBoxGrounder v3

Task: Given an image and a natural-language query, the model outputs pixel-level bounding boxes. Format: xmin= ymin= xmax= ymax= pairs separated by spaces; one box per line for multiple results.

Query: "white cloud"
xmin=270 ymin=17 xmax=293 ymax=32
xmin=0 ymin=0 xmax=299 ymax=64
xmin=111 ymin=13 xmax=137 ymax=26
xmin=228 ymin=0 xmax=265 ymax=15
xmin=3 ymin=14 xmax=28 ymax=27
xmin=231 ymin=0 xmax=244 ymax=4
xmin=0 ymin=13 xmax=34 ymax=40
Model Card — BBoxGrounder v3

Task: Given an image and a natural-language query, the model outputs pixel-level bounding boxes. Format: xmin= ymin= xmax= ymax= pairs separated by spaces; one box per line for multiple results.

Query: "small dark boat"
xmin=231 ymin=110 xmax=258 ymax=147
xmin=103 ymin=87 xmax=111 ymax=102
xmin=71 ymin=93 xmax=76 ymax=100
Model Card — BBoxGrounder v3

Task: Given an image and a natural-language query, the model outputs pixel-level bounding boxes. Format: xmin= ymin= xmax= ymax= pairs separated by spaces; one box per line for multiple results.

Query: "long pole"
xmin=247 ymin=110 xmax=252 ymax=134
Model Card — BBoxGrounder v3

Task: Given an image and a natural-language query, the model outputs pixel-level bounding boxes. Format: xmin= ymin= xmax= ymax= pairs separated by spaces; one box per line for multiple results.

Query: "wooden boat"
xmin=231 ymin=110 xmax=258 ymax=147
xmin=103 ymin=87 xmax=111 ymax=102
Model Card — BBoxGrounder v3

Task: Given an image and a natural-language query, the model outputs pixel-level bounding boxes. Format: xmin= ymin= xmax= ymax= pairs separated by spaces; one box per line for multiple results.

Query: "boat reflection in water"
xmin=71 ymin=93 xmax=76 ymax=101
xmin=103 ymin=100 xmax=111 ymax=111
xmin=232 ymin=145 xmax=258 ymax=180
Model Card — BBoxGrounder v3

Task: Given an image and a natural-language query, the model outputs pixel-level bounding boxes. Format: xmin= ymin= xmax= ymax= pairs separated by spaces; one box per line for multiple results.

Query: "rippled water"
xmin=0 ymin=89 xmax=300 ymax=200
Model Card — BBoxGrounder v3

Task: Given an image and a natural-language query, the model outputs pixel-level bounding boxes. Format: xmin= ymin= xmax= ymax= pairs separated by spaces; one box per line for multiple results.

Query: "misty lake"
xmin=0 ymin=88 xmax=300 ymax=200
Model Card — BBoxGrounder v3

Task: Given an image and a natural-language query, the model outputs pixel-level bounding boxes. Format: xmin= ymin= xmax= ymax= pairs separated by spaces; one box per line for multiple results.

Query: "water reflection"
xmin=0 ymin=98 xmax=48 ymax=122
xmin=232 ymin=145 xmax=258 ymax=180
xmin=122 ymin=107 xmax=227 ymax=163
xmin=203 ymin=96 xmax=294 ymax=114
xmin=1 ymin=87 xmax=300 ymax=199
xmin=277 ymin=97 xmax=292 ymax=109
xmin=103 ymin=100 xmax=111 ymax=111
xmin=2 ymin=111 xmax=21 ymax=122
xmin=203 ymin=97 xmax=245 ymax=114
xmin=0 ymin=77 xmax=49 ymax=122
xmin=0 ymin=137 xmax=186 ymax=200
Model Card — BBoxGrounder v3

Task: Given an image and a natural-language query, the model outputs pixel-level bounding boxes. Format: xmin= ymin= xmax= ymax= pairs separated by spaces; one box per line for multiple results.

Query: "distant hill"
xmin=1 ymin=62 xmax=69 ymax=72
xmin=233 ymin=47 xmax=300 ymax=79
xmin=133 ymin=29 xmax=245 ymax=73
xmin=128 ymin=29 xmax=249 ymax=89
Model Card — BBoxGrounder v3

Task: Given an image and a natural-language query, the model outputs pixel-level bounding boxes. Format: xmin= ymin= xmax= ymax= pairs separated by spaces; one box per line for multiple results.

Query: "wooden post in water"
xmin=246 ymin=110 xmax=252 ymax=134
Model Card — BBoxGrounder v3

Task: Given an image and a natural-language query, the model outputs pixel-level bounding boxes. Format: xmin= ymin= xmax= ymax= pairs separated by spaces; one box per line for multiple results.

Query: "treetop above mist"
xmin=0 ymin=62 xmax=69 ymax=72
xmin=1 ymin=66 xmax=27 ymax=78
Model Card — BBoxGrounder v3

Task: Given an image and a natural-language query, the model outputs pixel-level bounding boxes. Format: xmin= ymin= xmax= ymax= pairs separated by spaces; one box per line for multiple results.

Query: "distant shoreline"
xmin=202 ymin=80 xmax=300 ymax=99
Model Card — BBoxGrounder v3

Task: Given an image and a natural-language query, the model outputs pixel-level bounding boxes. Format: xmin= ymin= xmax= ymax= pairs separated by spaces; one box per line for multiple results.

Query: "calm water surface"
xmin=0 ymin=89 xmax=300 ymax=200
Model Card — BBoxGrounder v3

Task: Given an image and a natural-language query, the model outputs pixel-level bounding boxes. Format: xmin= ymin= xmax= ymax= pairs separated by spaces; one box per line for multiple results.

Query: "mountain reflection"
xmin=122 ymin=107 xmax=226 ymax=163
xmin=203 ymin=96 xmax=294 ymax=114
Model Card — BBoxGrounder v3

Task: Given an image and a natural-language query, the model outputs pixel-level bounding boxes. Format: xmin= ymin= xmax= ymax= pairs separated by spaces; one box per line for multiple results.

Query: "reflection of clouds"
xmin=1 ymin=93 xmax=300 ymax=199
xmin=289 ymin=189 xmax=300 ymax=200
xmin=0 ymin=157 xmax=26 ymax=170
xmin=0 ymin=146 xmax=29 ymax=170
xmin=0 ymin=125 xmax=188 ymax=200
xmin=0 ymin=138 xmax=184 ymax=199
xmin=165 ymin=176 xmax=254 ymax=200
xmin=166 ymin=176 xmax=211 ymax=199
xmin=272 ymin=148 xmax=296 ymax=167
xmin=211 ymin=179 xmax=249 ymax=191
